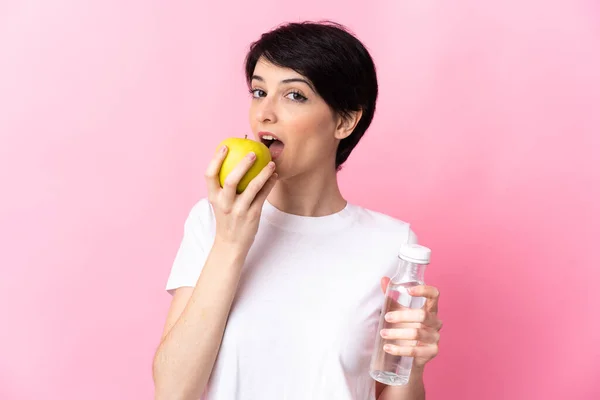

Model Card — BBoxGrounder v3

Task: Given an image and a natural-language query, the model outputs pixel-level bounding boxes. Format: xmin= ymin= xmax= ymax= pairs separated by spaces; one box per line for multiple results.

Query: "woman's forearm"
xmin=152 ymin=240 xmax=247 ymax=399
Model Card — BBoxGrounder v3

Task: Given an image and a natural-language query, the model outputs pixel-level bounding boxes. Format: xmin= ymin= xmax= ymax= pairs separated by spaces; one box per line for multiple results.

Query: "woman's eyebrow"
xmin=252 ymin=75 xmax=315 ymax=92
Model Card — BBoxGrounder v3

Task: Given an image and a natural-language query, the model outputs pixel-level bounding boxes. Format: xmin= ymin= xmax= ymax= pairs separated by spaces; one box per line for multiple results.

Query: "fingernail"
xmin=272 ymin=172 xmax=278 ymax=179
xmin=220 ymin=145 xmax=227 ymax=153
xmin=268 ymin=161 xmax=275 ymax=169
xmin=383 ymin=344 xmax=393 ymax=352
xmin=384 ymin=313 xmax=394 ymax=322
xmin=380 ymin=329 xmax=389 ymax=337
xmin=247 ymin=152 xmax=256 ymax=160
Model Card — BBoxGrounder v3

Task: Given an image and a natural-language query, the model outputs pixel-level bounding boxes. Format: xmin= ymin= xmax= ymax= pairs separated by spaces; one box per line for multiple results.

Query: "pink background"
xmin=1 ymin=1 xmax=599 ymax=399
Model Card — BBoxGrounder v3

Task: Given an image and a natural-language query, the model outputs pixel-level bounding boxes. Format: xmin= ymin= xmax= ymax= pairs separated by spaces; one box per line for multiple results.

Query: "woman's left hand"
xmin=379 ymin=277 xmax=442 ymax=368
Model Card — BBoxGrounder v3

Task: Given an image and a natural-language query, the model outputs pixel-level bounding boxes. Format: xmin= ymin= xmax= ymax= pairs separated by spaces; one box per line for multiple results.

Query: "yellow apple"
xmin=217 ymin=136 xmax=272 ymax=194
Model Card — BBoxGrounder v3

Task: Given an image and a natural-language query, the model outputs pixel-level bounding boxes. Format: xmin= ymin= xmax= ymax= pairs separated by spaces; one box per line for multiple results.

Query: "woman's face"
xmin=248 ymin=57 xmax=347 ymax=179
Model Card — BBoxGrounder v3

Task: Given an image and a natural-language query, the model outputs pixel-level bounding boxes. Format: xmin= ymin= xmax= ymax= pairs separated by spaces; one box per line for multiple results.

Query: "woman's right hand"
xmin=204 ymin=145 xmax=278 ymax=253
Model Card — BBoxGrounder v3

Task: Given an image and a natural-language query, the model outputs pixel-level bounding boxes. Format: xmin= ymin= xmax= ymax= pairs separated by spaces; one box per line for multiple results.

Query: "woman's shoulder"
xmin=349 ymin=202 xmax=418 ymax=243
xmin=349 ymin=202 xmax=410 ymax=228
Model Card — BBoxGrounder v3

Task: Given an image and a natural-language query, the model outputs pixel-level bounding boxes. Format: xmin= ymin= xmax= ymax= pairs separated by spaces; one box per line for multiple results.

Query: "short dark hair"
xmin=244 ymin=21 xmax=379 ymax=170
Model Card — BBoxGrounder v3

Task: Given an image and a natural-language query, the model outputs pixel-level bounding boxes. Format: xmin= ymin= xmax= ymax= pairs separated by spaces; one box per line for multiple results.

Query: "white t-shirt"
xmin=166 ymin=198 xmax=417 ymax=400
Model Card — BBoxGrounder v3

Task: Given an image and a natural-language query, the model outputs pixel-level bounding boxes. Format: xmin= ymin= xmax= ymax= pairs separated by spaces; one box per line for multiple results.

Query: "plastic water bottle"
xmin=369 ymin=243 xmax=431 ymax=385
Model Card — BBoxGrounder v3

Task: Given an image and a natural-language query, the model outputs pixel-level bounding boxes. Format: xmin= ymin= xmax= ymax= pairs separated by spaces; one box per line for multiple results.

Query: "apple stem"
xmin=245 ymin=134 xmax=247 ymax=139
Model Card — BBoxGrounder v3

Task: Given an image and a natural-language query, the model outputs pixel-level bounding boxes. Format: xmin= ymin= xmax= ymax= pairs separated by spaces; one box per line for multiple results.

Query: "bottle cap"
xmin=398 ymin=243 xmax=431 ymax=264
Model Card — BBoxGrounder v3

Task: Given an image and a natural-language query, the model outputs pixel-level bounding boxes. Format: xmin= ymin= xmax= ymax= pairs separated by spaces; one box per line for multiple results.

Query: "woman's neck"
xmin=266 ymin=166 xmax=346 ymax=217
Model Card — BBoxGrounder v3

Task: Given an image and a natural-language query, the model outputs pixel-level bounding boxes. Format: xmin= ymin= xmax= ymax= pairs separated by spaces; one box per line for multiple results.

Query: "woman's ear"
xmin=334 ymin=109 xmax=363 ymax=140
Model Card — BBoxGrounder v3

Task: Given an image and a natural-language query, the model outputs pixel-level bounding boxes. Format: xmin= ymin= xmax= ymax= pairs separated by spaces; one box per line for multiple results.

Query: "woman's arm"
xmin=152 ymin=240 xmax=247 ymax=399
xmin=152 ymin=146 xmax=277 ymax=399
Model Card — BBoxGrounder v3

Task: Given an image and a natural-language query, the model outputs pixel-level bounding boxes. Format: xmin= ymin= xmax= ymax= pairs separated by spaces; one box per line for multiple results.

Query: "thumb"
xmin=380 ymin=276 xmax=391 ymax=295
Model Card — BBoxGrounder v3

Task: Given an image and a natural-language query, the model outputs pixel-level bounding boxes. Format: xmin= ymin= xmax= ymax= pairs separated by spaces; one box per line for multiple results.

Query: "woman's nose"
xmin=255 ymin=98 xmax=277 ymax=124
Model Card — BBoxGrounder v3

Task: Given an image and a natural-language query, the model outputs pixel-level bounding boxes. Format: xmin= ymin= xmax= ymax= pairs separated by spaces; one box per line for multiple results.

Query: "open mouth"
xmin=259 ymin=133 xmax=285 ymax=160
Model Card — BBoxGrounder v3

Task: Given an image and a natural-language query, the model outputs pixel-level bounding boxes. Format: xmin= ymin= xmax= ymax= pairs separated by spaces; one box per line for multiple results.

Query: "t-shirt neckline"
xmin=262 ymin=199 xmax=356 ymax=234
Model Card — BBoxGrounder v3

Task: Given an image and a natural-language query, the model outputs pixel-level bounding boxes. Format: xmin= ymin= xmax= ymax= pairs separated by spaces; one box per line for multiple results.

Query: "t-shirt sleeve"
xmin=165 ymin=198 xmax=216 ymax=295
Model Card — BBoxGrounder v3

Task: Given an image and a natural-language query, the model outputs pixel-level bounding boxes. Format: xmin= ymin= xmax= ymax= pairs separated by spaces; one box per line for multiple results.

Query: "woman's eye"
xmin=286 ymin=91 xmax=307 ymax=102
xmin=251 ymin=89 xmax=266 ymax=98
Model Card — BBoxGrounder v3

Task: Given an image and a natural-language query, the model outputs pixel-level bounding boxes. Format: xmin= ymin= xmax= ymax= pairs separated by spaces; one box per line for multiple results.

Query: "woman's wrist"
xmin=212 ymin=237 xmax=251 ymax=263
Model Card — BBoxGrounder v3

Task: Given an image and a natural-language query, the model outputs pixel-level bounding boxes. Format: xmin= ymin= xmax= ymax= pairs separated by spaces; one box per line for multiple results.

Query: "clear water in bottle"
xmin=370 ymin=280 xmax=426 ymax=386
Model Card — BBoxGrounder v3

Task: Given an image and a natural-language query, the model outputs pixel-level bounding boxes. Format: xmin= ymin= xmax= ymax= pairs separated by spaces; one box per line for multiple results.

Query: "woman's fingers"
xmin=220 ymin=152 xmax=258 ymax=206
xmin=409 ymin=285 xmax=440 ymax=313
xmin=236 ymin=161 xmax=276 ymax=210
xmin=380 ymin=277 xmax=391 ymax=295
xmin=380 ymin=327 xmax=440 ymax=344
xmin=250 ymin=170 xmax=278 ymax=210
xmin=378 ymin=284 xmax=442 ymax=366
xmin=205 ymin=145 xmax=229 ymax=198
xmin=384 ymin=308 xmax=443 ymax=330
xmin=383 ymin=343 xmax=439 ymax=359
xmin=409 ymin=285 xmax=440 ymax=300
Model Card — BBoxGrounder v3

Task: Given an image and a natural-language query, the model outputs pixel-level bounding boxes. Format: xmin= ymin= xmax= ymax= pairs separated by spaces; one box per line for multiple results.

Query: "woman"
xmin=153 ymin=21 xmax=442 ymax=400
